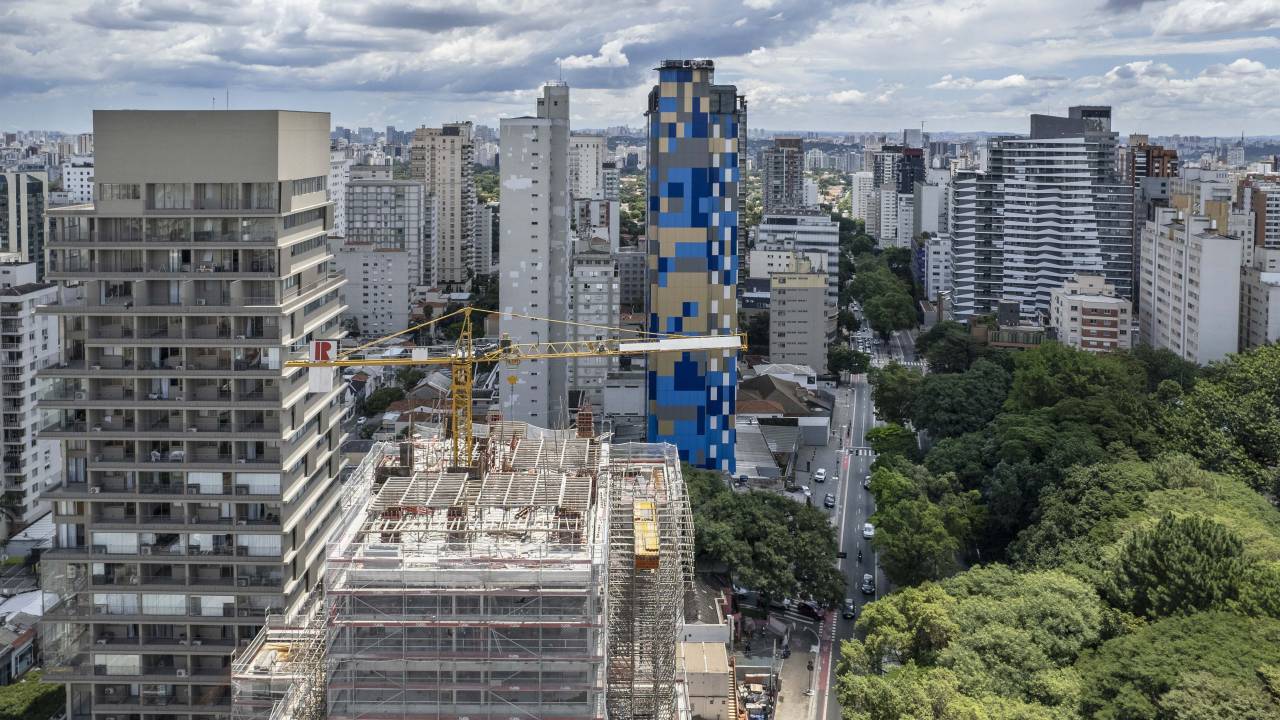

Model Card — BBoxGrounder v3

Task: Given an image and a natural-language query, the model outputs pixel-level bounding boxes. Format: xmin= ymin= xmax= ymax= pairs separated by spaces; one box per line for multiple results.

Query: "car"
xmin=860 ymin=573 xmax=876 ymax=595
xmin=799 ymin=485 xmax=812 ymax=498
xmin=823 ymin=493 xmax=836 ymax=508
xmin=862 ymin=474 xmax=871 ymax=489
xmin=798 ymin=600 xmax=823 ymax=620
xmin=356 ymin=417 xmax=367 ymax=425
xmin=842 ymin=598 xmax=857 ymax=619
xmin=813 ymin=468 xmax=827 ymax=483
xmin=862 ymin=522 xmax=875 ymax=538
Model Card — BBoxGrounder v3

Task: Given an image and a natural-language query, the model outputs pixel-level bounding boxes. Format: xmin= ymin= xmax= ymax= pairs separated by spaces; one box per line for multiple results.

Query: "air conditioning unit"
xmin=88 ymin=486 xmax=100 ymax=494
xmin=74 ymin=391 xmax=86 ymax=400
xmin=235 ymin=484 xmax=249 ymax=495
xmin=236 ymin=577 xmax=248 ymax=587
xmin=236 ymin=545 xmax=249 ymax=556
xmin=237 ymin=608 xmax=251 ymax=617
xmin=91 ymin=365 xmax=101 ymax=371
xmin=175 ymin=668 xmax=188 ymax=678
xmin=195 ymin=299 xmax=206 ymax=306
xmin=186 ymin=483 xmax=200 ymax=494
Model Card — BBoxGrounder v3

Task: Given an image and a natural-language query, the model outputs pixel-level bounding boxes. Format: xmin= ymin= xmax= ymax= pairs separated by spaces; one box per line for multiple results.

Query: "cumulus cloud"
xmin=1153 ymin=0 xmax=1280 ymax=35
xmin=827 ymin=89 xmax=867 ymax=104
xmin=559 ymin=39 xmax=630 ymax=69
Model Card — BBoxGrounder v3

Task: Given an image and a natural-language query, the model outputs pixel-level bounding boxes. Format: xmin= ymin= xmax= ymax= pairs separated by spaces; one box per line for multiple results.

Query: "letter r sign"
xmin=311 ymin=340 xmax=336 ymax=362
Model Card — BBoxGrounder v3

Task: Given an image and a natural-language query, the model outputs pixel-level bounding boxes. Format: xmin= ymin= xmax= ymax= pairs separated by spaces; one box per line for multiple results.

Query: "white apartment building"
xmin=895 ymin=194 xmax=914 ymax=248
xmin=327 ymin=149 xmax=352 ymax=238
xmin=0 ymin=262 xmax=61 ymax=529
xmin=803 ymin=177 xmax=819 ymax=208
xmin=61 ymin=158 xmax=95 ymax=204
xmin=333 ymin=245 xmax=411 ymax=338
xmin=573 ymin=197 xmax=620 ymax=252
xmin=567 ymin=240 xmax=619 ymax=411
xmin=1138 ymin=208 xmax=1242 ymax=363
xmin=913 ymin=180 xmax=946 ymax=238
xmin=411 ymin=122 xmax=476 ymax=287
xmin=873 ymin=188 xmax=899 ymax=246
xmin=848 ymin=171 xmax=873 ymax=221
xmin=1049 ymin=274 xmax=1132 ymax=353
xmin=474 ymin=201 xmax=496 ymax=275
xmin=602 ymin=161 xmax=620 ymax=201
xmin=40 ymin=109 xmax=348 ymax=718
xmin=569 ymin=134 xmax=606 ymax=200
xmin=923 ymin=234 xmax=952 ymax=301
xmin=748 ymin=249 xmax=827 ymax=280
xmin=754 ymin=212 xmax=840 ymax=308
xmin=499 ymin=83 xmax=571 ymax=425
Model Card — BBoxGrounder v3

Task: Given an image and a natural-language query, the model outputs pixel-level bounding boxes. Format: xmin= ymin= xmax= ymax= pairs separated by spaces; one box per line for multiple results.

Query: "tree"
xmin=868 ymin=424 xmax=919 ymax=460
xmin=1077 ymin=613 xmax=1280 ymax=720
xmin=838 ymin=309 xmax=860 ymax=334
xmin=396 ymin=368 xmax=425 ymax=391
xmin=1129 ymin=343 xmax=1199 ymax=392
xmin=870 ymin=362 xmax=924 ymax=425
xmin=872 ymin=497 xmax=960 ymax=586
xmin=828 ymin=345 xmax=870 ymax=377
xmin=1104 ymin=512 xmax=1262 ymax=619
xmin=909 ymin=359 xmax=1010 ymax=439
xmin=854 ymin=583 xmax=958 ymax=669
xmin=0 ymin=670 xmax=64 ymax=720
xmin=864 ymin=290 xmax=917 ymax=339
xmin=915 ymin=321 xmax=980 ymax=374
xmin=362 ymin=386 xmax=405 ymax=415
xmin=1005 ymin=341 xmax=1146 ymax=413
xmin=684 ymin=465 xmax=844 ymax=605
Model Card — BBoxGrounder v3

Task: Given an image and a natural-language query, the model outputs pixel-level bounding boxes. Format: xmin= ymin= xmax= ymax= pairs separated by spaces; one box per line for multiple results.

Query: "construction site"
xmin=230 ymin=420 xmax=704 ymax=720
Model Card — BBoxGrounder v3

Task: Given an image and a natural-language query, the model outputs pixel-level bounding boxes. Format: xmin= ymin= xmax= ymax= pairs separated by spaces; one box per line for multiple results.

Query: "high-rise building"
xmin=334 ymin=169 xmax=429 ymax=337
xmin=768 ymin=255 xmax=829 ymax=373
xmin=761 ymin=138 xmax=804 ymax=214
xmin=569 ymin=134 xmax=606 ymax=200
xmin=646 ymin=59 xmax=744 ymax=471
xmin=950 ymin=108 xmax=1134 ymax=320
xmin=327 ymin=149 xmax=352 ymax=239
xmin=917 ymin=233 xmax=952 ymax=302
xmin=1251 ymin=183 xmax=1280 ymax=251
xmin=568 ymin=240 xmax=620 ymax=411
xmin=499 ymin=83 xmax=571 ymax=425
xmin=0 ymin=261 xmax=61 ymax=530
xmin=573 ymin=197 xmax=620 ymax=252
xmin=754 ymin=212 xmax=839 ymax=308
xmin=848 ymin=170 xmax=873 ymax=221
xmin=411 ymin=122 xmax=476 ymax=287
xmin=1239 ymin=264 xmax=1280 ymax=351
xmin=62 ymin=158 xmax=95 ymax=205
xmin=1228 ymin=136 xmax=1245 ymax=168
xmin=617 ymin=249 xmax=646 ymax=313
xmin=39 ymin=110 xmax=348 ymax=717
xmin=1048 ymin=274 xmax=1133 ymax=352
xmin=473 ymin=201 xmax=496 ymax=275
xmin=602 ymin=160 xmax=620 ymax=201
xmin=1138 ymin=207 xmax=1242 ymax=362
xmin=0 ymin=171 xmax=48 ymax=276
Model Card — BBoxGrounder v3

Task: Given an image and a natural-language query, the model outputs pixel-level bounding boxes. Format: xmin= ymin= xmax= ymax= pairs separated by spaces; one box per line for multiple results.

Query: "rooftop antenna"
xmin=211 ymin=97 xmax=216 ymax=110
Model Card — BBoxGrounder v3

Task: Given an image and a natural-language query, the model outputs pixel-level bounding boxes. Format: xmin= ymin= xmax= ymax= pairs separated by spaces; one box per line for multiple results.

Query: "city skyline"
xmin=1 ymin=0 xmax=1278 ymax=135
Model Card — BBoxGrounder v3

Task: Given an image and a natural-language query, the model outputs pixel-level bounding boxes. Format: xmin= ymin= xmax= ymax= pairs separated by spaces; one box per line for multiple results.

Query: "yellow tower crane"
xmin=285 ymin=306 xmax=745 ymax=466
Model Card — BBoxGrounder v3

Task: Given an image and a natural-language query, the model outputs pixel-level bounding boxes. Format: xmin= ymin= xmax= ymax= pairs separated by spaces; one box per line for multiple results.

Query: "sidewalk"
xmin=773 ymin=630 xmax=818 ymax=720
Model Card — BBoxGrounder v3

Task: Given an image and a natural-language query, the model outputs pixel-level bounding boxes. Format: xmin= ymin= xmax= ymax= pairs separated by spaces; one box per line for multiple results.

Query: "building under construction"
xmin=231 ymin=421 xmax=696 ymax=720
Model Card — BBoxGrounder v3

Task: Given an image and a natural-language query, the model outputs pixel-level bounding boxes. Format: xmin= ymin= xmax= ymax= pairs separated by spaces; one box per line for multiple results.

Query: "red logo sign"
xmin=311 ymin=340 xmax=336 ymax=362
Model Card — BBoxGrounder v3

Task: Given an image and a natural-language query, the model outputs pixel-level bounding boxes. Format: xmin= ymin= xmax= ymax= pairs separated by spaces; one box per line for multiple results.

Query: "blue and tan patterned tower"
xmin=646 ymin=59 xmax=746 ymax=472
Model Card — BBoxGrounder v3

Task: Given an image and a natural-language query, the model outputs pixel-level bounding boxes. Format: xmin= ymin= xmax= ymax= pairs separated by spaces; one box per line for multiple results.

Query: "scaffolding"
xmin=604 ymin=443 xmax=696 ymax=720
xmin=229 ymin=426 xmax=696 ymax=720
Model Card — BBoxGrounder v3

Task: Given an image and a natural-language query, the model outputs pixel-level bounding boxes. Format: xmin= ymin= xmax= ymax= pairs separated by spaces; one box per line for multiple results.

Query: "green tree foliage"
xmin=1128 ymin=344 xmax=1200 ymax=392
xmin=396 ymin=368 xmax=425 ymax=391
xmin=0 ymin=670 xmax=64 ymax=720
xmin=1160 ymin=343 xmax=1280 ymax=495
xmin=864 ymin=291 xmax=918 ymax=339
xmin=1077 ymin=613 xmax=1280 ymax=720
xmin=682 ymin=465 xmax=844 ymax=605
xmin=838 ymin=308 xmax=860 ymax=334
xmin=1104 ymin=512 xmax=1273 ymax=619
xmin=910 ymin=359 xmax=1011 ymax=439
xmin=915 ymin=321 xmax=981 ymax=373
xmin=867 ymin=424 xmax=919 ymax=460
xmin=828 ymin=346 xmax=871 ymax=377
xmin=1005 ymin=341 xmax=1147 ymax=414
xmin=473 ymin=167 xmax=498 ymax=203
xmin=854 ymin=583 xmax=958 ymax=670
xmin=869 ymin=362 xmax=924 ymax=425
xmin=362 ymin=386 xmax=405 ymax=415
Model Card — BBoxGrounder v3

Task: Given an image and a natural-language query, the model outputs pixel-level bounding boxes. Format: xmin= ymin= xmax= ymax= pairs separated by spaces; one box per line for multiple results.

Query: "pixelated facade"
xmin=645 ymin=60 xmax=746 ymax=472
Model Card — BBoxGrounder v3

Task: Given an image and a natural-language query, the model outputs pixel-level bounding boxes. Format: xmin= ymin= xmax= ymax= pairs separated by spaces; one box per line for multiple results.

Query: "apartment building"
xmin=917 ymin=234 xmax=952 ymax=302
xmin=748 ymin=249 xmax=827 ymax=280
xmin=1048 ymin=274 xmax=1132 ymax=352
xmin=0 ymin=262 xmax=61 ymax=529
xmin=848 ymin=171 xmax=873 ymax=222
xmin=568 ymin=240 xmax=620 ymax=411
xmin=769 ymin=257 xmax=829 ymax=373
xmin=62 ymin=158 xmax=96 ymax=205
xmin=499 ymin=84 xmax=571 ymax=425
xmin=1240 ymin=265 xmax=1280 ymax=350
xmin=761 ymin=138 xmax=804 ymax=214
xmin=326 ymin=150 xmax=351 ymax=239
xmin=474 ymin=201 xmax=496 ymax=275
xmin=754 ymin=212 xmax=839 ymax=308
xmin=0 ymin=171 xmax=47 ymax=276
xmin=410 ymin=122 xmax=475 ymax=287
xmin=1138 ymin=207 xmax=1242 ymax=363
xmin=39 ymin=110 xmax=348 ymax=720
xmin=334 ymin=172 xmax=429 ymax=337
xmin=569 ymin=134 xmax=606 ymax=200
xmin=1252 ymin=183 xmax=1280 ymax=251
xmin=617 ymin=249 xmax=646 ymax=313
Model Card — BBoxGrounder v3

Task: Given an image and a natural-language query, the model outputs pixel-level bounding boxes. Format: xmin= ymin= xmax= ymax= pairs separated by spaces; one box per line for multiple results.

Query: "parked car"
xmin=813 ymin=468 xmax=827 ymax=483
xmin=800 ymin=485 xmax=812 ymax=498
xmin=842 ymin=598 xmax=857 ymax=619
xmin=860 ymin=573 xmax=876 ymax=595
xmin=823 ymin=493 xmax=836 ymax=508
xmin=862 ymin=522 xmax=875 ymax=538
xmin=798 ymin=601 xmax=823 ymax=620
xmin=862 ymin=473 xmax=871 ymax=489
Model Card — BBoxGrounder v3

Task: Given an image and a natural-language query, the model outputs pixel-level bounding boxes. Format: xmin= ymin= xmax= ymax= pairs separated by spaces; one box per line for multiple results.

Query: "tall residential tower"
xmin=39 ymin=110 xmax=348 ymax=720
xmin=645 ymin=60 xmax=745 ymax=471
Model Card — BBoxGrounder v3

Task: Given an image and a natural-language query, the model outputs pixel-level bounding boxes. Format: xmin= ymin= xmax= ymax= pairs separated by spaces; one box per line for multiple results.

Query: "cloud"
xmin=744 ymin=0 xmax=778 ymax=8
xmin=348 ymin=3 xmax=500 ymax=32
xmin=559 ymin=39 xmax=631 ymax=69
xmin=828 ymin=89 xmax=867 ymax=104
xmin=1153 ymin=0 xmax=1280 ymax=35
xmin=74 ymin=0 xmax=250 ymax=30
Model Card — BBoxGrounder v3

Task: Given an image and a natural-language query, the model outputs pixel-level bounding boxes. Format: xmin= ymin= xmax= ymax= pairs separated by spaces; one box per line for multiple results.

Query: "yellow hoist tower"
xmin=286 ymin=306 xmax=745 ymax=465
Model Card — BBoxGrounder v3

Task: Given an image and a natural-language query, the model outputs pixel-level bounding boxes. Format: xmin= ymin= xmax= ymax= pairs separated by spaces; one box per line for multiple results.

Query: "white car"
xmin=356 ymin=417 xmax=367 ymax=425
xmin=862 ymin=522 xmax=875 ymax=538
xmin=813 ymin=468 xmax=827 ymax=483
xmin=801 ymin=485 xmax=812 ymax=497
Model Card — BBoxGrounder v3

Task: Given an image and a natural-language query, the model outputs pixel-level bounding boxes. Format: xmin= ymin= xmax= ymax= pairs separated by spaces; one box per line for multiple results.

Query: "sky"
xmin=3 ymin=0 xmax=1280 ymax=137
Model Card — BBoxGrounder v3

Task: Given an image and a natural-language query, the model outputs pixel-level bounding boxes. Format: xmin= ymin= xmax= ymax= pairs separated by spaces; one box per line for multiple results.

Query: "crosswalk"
xmin=846 ymin=446 xmax=875 ymax=457
xmin=870 ymin=358 xmax=928 ymax=371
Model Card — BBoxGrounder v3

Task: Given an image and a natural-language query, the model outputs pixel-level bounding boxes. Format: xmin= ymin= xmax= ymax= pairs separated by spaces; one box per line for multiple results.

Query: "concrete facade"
xmin=1240 ymin=266 xmax=1280 ymax=350
xmin=1049 ymin=274 xmax=1132 ymax=352
xmin=410 ymin=123 xmax=476 ymax=287
xmin=769 ymin=258 xmax=828 ymax=374
xmin=568 ymin=241 xmax=619 ymax=411
xmin=569 ymin=134 xmax=606 ymax=200
xmin=761 ymin=138 xmax=804 ymax=214
xmin=0 ymin=172 xmax=47 ymax=276
xmin=498 ymin=84 xmax=572 ymax=425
